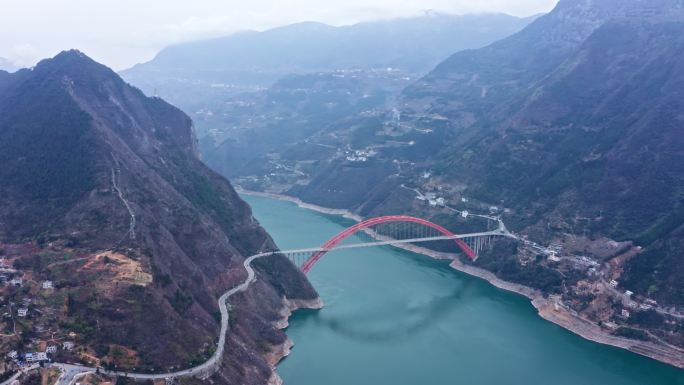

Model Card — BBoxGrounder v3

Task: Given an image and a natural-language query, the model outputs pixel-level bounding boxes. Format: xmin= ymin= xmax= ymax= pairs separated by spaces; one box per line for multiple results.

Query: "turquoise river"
xmin=243 ymin=195 xmax=684 ymax=385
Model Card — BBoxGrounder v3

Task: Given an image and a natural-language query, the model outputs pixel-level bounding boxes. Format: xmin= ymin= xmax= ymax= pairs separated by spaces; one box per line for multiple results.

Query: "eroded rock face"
xmin=0 ymin=50 xmax=318 ymax=384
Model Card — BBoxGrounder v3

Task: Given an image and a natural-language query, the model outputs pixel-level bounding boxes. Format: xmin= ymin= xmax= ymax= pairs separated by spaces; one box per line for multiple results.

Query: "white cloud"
xmin=7 ymin=44 xmax=39 ymax=67
xmin=0 ymin=0 xmax=558 ymax=70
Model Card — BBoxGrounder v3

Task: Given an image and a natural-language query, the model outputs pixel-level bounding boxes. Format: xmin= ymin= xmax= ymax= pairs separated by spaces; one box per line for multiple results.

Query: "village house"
xmin=46 ymin=346 xmax=57 ymax=354
xmin=42 ymin=281 xmax=53 ymax=290
xmin=24 ymin=352 xmax=47 ymax=362
xmin=602 ymin=321 xmax=619 ymax=331
xmin=62 ymin=341 xmax=74 ymax=351
xmin=10 ymin=277 xmax=22 ymax=287
xmin=17 ymin=308 xmax=28 ymax=317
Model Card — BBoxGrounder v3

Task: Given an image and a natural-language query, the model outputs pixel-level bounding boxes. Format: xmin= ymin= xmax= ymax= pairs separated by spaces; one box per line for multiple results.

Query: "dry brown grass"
xmin=80 ymin=251 xmax=152 ymax=295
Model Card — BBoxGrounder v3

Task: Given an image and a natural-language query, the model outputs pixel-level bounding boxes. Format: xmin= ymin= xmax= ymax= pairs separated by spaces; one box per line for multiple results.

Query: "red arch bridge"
xmin=273 ymin=215 xmax=513 ymax=274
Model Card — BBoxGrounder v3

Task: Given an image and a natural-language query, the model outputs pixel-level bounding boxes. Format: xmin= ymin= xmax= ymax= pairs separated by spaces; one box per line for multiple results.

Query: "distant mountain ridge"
xmin=128 ymin=13 xmax=537 ymax=75
xmin=131 ymin=13 xmax=537 ymax=76
xmin=121 ymin=13 xmax=538 ymax=110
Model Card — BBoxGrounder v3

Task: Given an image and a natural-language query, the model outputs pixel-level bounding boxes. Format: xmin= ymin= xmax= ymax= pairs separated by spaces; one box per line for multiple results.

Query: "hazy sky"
xmin=0 ymin=0 xmax=558 ymax=70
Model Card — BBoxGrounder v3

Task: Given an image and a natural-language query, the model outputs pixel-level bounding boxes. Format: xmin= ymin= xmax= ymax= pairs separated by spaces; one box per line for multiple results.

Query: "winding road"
xmin=6 ymin=233 xmax=509 ymax=385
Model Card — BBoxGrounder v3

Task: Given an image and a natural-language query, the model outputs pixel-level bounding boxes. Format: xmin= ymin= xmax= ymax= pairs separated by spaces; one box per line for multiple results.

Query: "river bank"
xmin=267 ymin=298 xmax=324 ymax=385
xmin=239 ymin=188 xmax=684 ymax=369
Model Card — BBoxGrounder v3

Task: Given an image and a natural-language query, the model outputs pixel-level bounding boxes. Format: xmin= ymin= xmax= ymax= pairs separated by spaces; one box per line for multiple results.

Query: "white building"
xmin=17 ymin=308 xmax=28 ymax=317
xmin=624 ymin=290 xmax=634 ymax=298
xmin=7 ymin=351 xmax=17 ymax=359
xmin=46 ymin=346 xmax=57 ymax=354
xmin=62 ymin=341 xmax=74 ymax=351
xmin=609 ymin=280 xmax=619 ymax=288
xmin=24 ymin=352 xmax=47 ymax=363
xmin=621 ymin=309 xmax=631 ymax=319
xmin=435 ymin=197 xmax=445 ymax=207
xmin=10 ymin=277 xmax=22 ymax=287
xmin=42 ymin=281 xmax=53 ymax=290
xmin=461 ymin=210 xmax=469 ymax=219
xmin=602 ymin=321 xmax=619 ymax=331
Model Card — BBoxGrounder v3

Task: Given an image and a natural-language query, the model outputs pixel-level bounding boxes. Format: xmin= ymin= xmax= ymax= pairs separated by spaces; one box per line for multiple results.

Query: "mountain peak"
xmin=38 ymin=49 xmax=94 ymax=68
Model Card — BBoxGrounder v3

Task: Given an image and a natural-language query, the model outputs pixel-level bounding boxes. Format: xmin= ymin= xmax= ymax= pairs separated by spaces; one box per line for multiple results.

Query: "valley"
xmin=2 ymin=0 xmax=684 ymax=384
xmin=121 ymin=0 xmax=684 ymax=371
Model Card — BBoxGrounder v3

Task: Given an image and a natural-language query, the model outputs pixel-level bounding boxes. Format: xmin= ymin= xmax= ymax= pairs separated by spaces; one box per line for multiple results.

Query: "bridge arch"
xmin=300 ymin=215 xmax=476 ymax=273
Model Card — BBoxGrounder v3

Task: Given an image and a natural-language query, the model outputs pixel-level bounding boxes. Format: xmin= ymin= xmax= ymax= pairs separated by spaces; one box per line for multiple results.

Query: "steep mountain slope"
xmin=402 ymin=0 xmax=684 ymax=305
xmin=0 ymin=51 xmax=317 ymax=384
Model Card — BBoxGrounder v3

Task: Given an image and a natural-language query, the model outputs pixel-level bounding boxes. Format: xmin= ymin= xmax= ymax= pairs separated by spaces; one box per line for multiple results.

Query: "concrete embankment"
xmin=239 ymin=189 xmax=684 ymax=369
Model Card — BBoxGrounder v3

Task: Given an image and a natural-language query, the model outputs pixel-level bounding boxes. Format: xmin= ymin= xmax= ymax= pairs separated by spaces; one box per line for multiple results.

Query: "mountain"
xmin=0 ymin=50 xmax=317 ymax=384
xmin=121 ymin=13 xmax=537 ymax=110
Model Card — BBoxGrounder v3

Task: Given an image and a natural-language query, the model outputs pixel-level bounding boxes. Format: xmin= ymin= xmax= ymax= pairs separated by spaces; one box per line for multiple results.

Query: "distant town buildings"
xmin=345 ymin=149 xmax=375 ymax=162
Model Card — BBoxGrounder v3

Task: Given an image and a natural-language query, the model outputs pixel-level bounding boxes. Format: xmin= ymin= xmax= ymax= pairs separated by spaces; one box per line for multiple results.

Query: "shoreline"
xmin=239 ymin=188 xmax=684 ymax=370
xmin=267 ymin=297 xmax=324 ymax=385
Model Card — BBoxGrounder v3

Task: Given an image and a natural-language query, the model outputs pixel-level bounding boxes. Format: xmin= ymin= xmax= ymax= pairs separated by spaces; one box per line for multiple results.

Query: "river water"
xmin=243 ymin=195 xmax=684 ymax=385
